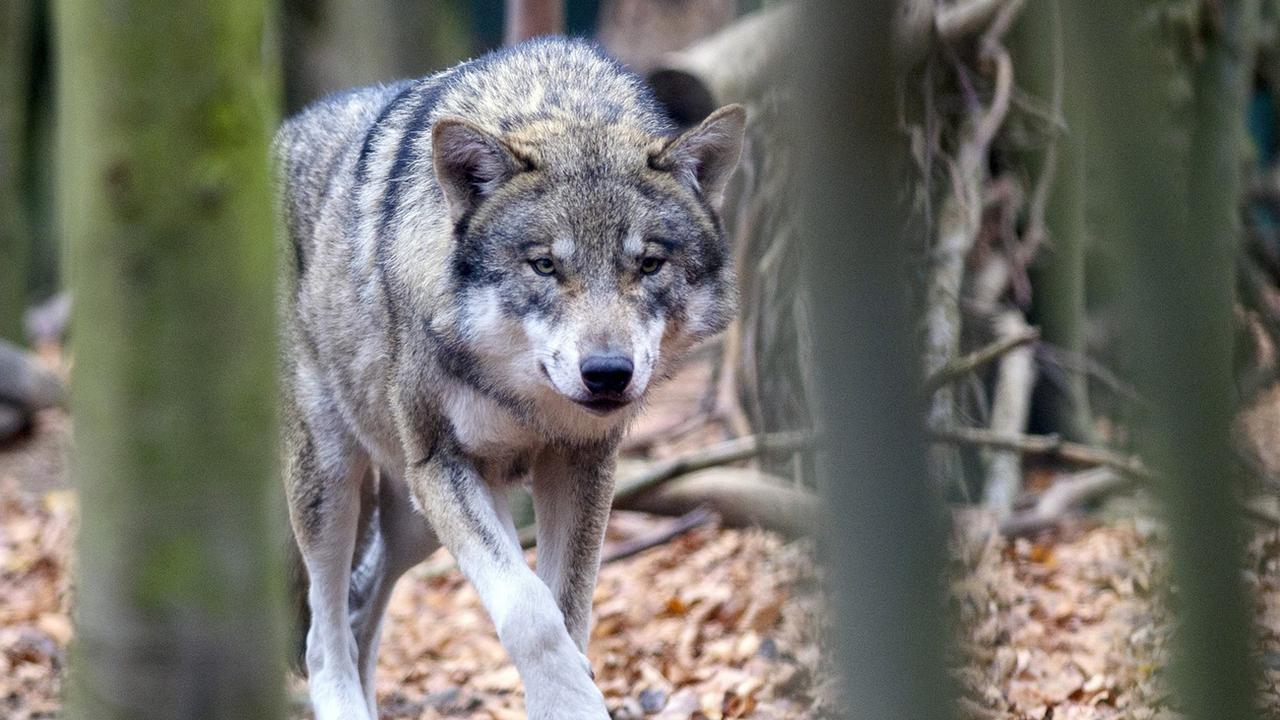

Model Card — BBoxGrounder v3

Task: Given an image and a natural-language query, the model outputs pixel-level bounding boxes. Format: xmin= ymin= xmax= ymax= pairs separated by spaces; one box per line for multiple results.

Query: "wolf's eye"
xmin=639 ymin=257 xmax=666 ymax=275
xmin=530 ymin=257 xmax=557 ymax=276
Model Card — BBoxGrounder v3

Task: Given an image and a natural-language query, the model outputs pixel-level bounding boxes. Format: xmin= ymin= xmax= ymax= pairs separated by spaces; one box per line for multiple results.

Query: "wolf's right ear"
xmin=432 ymin=118 xmax=523 ymax=223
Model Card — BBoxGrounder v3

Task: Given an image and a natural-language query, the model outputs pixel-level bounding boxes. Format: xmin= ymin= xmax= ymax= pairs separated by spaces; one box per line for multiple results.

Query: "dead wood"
xmin=613 ymin=431 xmax=813 ymax=505
xmin=981 ymin=311 xmax=1038 ymax=518
xmin=616 ymin=467 xmax=818 ymax=539
xmin=923 ymin=5 xmax=1018 ymax=482
xmin=929 ymin=426 xmax=1153 ymax=479
xmin=600 ymin=507 xmax=718 ymax=563
xmin=999 ymin=468 xmax=1133 ymax=536
xmin=924 ymin=320 xmax=1039 ymax=393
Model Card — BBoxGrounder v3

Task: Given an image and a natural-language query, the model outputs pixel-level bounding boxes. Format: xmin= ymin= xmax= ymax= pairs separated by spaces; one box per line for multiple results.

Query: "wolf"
xmin=273 ymin=37 xmax=745 ymax=720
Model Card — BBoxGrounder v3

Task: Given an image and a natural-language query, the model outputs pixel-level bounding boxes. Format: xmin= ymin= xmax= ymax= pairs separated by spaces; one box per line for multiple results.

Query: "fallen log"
xmin=615 ymin=466 xmax=817 ymax=539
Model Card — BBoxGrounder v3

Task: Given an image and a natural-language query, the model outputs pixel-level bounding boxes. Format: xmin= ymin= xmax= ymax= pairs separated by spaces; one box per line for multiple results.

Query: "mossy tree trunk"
xmin=55 ymin=0 xmax=286 ymax=717
xmin=0 ymin=0 xmax=34 ymax=343
xmin=1066 ymin=2 xmax=1259 ymax=718
xmin=797 ymin=0 xmax=952 ymax=717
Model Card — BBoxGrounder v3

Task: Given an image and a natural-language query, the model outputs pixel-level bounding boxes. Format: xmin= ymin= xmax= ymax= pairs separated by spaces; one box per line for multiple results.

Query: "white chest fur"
xmin=441 ymin=381 xmax=539 ymax=457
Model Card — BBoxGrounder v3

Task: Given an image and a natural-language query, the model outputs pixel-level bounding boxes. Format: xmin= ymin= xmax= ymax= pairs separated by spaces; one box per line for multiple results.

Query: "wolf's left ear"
xmin=651 ymin=104 xmax=747 ymax=204
xmin=432 ymin=117 xmax=524 ymax=223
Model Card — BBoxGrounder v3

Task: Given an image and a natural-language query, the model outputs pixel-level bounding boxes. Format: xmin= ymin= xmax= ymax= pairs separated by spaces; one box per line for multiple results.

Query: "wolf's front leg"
xmin=531 ymin=444 xmax=617 ymax=650
xmin=405 ymin=450 xmax=610 ymax=720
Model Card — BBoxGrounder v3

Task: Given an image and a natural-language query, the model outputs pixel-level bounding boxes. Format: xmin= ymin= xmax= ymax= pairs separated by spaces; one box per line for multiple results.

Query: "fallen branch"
xmin=613 ymin=431 xmax=813 ymax=505
xmin=939 ymin=427 xmax=1280 ymax=533
xmin=924 ymin=324 xmax=1039 ymax=392
xmin=999 ymin=468 xmax=1134 ymax=536
xmin=928 ymin=426 xmax=1154 ymax=480
xmin=616 ymin=467 xmax=818 ymax=538
xmin=600 ymin=507 xmax=717 ymax=564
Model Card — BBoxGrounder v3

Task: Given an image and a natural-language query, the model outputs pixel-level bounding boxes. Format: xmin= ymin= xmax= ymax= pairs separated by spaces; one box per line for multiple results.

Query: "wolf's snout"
xmin=580 ymin=355 xmax=633 ymax=395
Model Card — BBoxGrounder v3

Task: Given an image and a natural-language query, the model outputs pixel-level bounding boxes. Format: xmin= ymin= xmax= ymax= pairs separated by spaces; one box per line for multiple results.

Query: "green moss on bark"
xmin=55 ymin=0 xmax=286 ymax=717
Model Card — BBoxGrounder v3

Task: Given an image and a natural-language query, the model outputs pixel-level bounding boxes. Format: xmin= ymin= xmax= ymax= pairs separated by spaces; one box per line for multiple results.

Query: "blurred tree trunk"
xmin=1011 ymin=0 xmax=1094 ymax=443
xmin=1066 ymin=2 xmax=1259 ymax=719
xmin=597 ymin=0 xmax=735 ymax=72
xmin=55 ymin=0 xmax=285 ymax=717
xmin=505 ymin=0 xmax=563 ymax=45
xmin=0 ymin=0 xmax=34 ymax=343
xmin=282 ymin=0 xmax=470 ymax=112
xmin=797 ymin=0 xmax=952 ymax=717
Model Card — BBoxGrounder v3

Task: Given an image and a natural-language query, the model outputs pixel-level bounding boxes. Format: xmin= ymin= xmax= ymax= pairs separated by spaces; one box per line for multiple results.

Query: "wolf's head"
xmin=431 ymin=105 xmax=745 ymax=430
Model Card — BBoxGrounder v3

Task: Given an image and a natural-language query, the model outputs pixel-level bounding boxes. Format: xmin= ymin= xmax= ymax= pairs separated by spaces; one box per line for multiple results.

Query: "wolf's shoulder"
xmin=274 ymin=81 xmax=415 ymax=166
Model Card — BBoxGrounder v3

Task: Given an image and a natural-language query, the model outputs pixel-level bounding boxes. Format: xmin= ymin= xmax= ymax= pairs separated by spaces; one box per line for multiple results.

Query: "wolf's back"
xmin=273 ymin=82 xmax=412 ymax=282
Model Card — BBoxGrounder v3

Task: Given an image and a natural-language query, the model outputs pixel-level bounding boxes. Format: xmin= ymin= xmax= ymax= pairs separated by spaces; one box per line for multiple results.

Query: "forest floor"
xmin=5 ymin=366 xmax=1280 ymax=718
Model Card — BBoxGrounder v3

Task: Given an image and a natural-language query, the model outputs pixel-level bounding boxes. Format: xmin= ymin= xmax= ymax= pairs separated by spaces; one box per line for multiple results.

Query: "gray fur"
xmin=275 ymin=38 xmax=744 ymax=720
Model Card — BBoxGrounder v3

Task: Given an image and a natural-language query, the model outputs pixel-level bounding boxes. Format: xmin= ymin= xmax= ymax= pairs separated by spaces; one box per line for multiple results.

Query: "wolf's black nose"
xmin=580 ymin=355 xmax=633 ymax=395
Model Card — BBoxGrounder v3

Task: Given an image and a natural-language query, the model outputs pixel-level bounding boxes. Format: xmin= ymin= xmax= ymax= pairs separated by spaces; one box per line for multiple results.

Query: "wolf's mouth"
xmin=575 ymin=397 xmax=631 ymax=415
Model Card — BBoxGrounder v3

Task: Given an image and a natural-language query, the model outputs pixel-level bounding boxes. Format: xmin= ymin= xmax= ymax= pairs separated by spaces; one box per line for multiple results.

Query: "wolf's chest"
xmin=440 ymin=382 xmax=539 ymax=458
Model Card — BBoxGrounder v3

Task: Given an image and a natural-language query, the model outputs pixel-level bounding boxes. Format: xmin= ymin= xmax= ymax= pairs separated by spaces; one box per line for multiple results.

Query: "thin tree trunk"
xmin=1066 ymin=2 xmax=1259 ymax=718
xmin=797 ymin=0 xmax=952 ymax=717
xmin=505 ymin=0 xmax=564 ymax=45
xmin=0 ymin=0 xmax=34 ymax=343
xmin=55 ymin=0 xmax=286 ymax=717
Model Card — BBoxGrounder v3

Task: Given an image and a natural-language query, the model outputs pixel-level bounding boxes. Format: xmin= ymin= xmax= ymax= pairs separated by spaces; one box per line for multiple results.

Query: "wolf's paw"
xmin=526 ymin=689 xmax=610 ymax=720
xmin=524 ymin=656 xmax=608 ymax=720
xmin=309 ymin=670 xmax=374 ymax=720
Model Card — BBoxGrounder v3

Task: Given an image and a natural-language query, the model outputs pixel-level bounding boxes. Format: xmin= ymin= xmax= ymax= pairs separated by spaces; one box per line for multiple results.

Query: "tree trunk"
xmin=505 ymin=0 xmax=564 ymax=45
xmin=55 ymin=0 xmax=286 ymax=716
xmin=1011 ymin=0 xmax=1095 ymax=443
xmin=1066 ymin=2 xmax=1260 ymax=718
xmin=281 ymin=0 xmax=471 ymax=113
xmin=797 ymin=0 xmax=953 ymax=717
xmin=0 ymin=0 xmax=34 ymax=343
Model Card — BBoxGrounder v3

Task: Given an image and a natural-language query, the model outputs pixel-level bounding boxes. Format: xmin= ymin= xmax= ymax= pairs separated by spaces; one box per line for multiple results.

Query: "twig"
xmin=600 ymin=507 xmax=717 ymax=564
xmin=928 ymin=426 xmax=1154 ymax=479
xmin=924 ymin=325 xmax=1040 ymax=392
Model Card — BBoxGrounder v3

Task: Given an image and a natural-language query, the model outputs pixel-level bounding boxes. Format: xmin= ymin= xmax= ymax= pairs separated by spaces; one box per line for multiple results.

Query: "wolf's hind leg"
xmin=349 ymin=468 xmax=439 ymax=715
xmin=285 ymin=414 xmax=372 ymax=720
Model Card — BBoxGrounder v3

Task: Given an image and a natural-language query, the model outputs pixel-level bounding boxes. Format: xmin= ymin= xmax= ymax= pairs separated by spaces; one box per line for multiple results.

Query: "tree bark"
xmin=797 ymin=0 xmax=953 ymax=716
xmin=1065 ymin=1 xmax=1260 ymax=718
xmin=1010 ymin=0 xmax=1094 ymax=443
xmin=0 ymin=0 xmax=34 ymax=343
xmin=55 ymin=0 xmax=286 ymax=716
